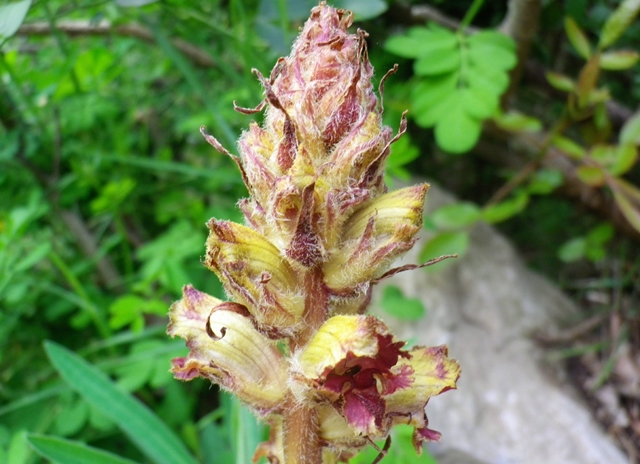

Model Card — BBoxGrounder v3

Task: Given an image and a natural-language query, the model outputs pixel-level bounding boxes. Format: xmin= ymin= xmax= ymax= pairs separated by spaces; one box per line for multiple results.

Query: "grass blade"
xmin=44 ymin=341 xmax=198 ymax=464
xmin=27 ymin=434 xmax=138 ymax=464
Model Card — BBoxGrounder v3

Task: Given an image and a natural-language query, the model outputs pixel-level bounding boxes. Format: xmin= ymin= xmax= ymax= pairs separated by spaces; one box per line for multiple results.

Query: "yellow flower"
xmin=168 ymin=285 xmax=288 ymax=412
xmin=293 ymin=315 xmax=460 ymax=447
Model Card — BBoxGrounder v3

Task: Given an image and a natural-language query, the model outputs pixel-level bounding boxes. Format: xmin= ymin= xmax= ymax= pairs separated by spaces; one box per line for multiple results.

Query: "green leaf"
xmin=461 ymin=85 xmax=499 ymax=119
xmin=54 ymin=398 xmax=89 ymax=436
xmin=558 ymin=237 xmax=586 ymax=262
xmin=590 ymin=144 xmax=616 ymax=164
xmin=14 ymin=242 xmax=51 ymax=273
xmin=467 ymin=31 xmax=517 ymax=71
xmin=599 ymin=50 xmax=640 ymax=70
xmin=430 ymin=202 xmax=481 ymax=230
xmin=337 ymin=0 xmax=388 ymax=20
xmin=613 ymin=189 xmax=640 ymax=233
xmin=466 ymin=62 xmax=510 ymax=95
xmin=116 ymin=0 xmax=158 ymax=6
xmin=608 ymin=177 xmax=640 ymax=233
xmin=587 ymin=223 xmax=614 ymax=246
xmin=552 ymin=135 xmax=585 ymax=159
xmin=434 ymin=93 xmax=482 ymax=154
xmin=545 ymin=72 xmax=575 ymax=92
xmin=385 ymin=27 xmax=457 ymax=59
xmin=481 ymin=192 xmax=529 ymax=223
xmin=609 ymin=144 xmax=637 ymax=176
xmin=386 ymin=133 xmax=419 ymax=181
xmin=527 ymin=169 xmax=564 ymax=194
xmin=419 ymin=231 xmax=470 ymax=267
xmin=0 ymin=0 xmax=32 ymax=38
xmin=576 ymin=165 xmax=606 ymax=186
xmin=412 ymin=74 xmax=459 ymax=127
xmin=414 ymin=47 xmax=461 ymax=76
xmin=493 ymin=110 xmax=542 ymax=133
xmin=564 ymin=17 xmax=591 ymax=59
xmin=109 ymin=295 xmax=167 ymax=332
xmin=380 ymin=285 xmax=425 ymax=321
xmin=349 ymin=424 xmax=438 ymax=463
xmin=598 ymin=0 xmax=640 ymax=50
xmin=620 ymin=111 xmax=640 ymax=145
xmin=44 ymin=341 xmax=198 ymax=464
xmin=91 ymin=178 xmax=136 ymax=215
xmin=27 ymin=434 xmax=138 ymax=464
xmin=7 ymin=430 xmax=30 ymax=464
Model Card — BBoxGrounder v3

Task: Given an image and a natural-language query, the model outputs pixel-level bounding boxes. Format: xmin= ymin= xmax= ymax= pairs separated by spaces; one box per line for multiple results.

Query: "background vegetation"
xmin=1 ymin=0 xmax=639 ymax=462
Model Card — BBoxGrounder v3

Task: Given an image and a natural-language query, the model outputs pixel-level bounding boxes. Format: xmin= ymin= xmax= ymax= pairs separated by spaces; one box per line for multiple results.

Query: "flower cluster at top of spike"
xmin=168 ymin=4 xmax=460 ymax=463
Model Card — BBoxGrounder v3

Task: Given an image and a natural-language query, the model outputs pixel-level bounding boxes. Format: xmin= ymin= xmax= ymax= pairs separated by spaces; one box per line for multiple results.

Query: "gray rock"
xmin=373 ymin=183 xmax=628 ymax=464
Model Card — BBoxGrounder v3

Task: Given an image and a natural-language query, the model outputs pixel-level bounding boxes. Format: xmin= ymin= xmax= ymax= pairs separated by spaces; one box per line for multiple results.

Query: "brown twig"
xmin=499 ymin=0 xmax=542 ymax=102
xmin=535 ymin=313 xmax=608 ymax=344
xmin=59 ymin=210 xmax=123 ymax=290
xmin=17 ymin=21 xmax=218 ymax=68
xmin=478 ymin=125 xmax=640 ymax=243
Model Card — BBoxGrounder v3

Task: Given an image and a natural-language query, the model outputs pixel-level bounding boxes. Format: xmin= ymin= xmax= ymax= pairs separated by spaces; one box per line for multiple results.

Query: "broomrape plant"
xmin=167 ymin=3 xmax=460 ymax=463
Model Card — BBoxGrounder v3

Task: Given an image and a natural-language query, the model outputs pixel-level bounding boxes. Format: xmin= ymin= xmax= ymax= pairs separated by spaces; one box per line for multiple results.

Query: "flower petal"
xmin=323 ymin=184 xmax=428 ymax=295
xmin=386 ymin=345 xmax=460 ymax=450
xmin=168 ymin=285 xmax=288 ymax=411
xmin=295 ymin=315 xmax=403 ymax=381
xmin=205 ymin=220 xmax=305 ymax=330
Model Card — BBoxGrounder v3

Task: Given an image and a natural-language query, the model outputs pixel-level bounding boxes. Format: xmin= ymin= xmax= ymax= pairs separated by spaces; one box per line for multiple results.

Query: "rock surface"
xmin=373 ymin=183 xmax=629 ymax=464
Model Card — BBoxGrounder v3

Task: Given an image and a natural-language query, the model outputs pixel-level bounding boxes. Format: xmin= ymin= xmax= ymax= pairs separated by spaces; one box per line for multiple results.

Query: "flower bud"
xmin=323 ymin=184 xmax=428 ymax=299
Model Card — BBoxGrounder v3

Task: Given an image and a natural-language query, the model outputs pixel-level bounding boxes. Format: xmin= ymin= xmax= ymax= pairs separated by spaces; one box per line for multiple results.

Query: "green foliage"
xmin=45 ymin=341 xmax=198 ymax=464
xmin=381 ymin=285 xmax=425 ymax=321
xmin=420 ymin=231 xmax=470 ymax=269
xmin=431 ymin=202 xmax=481 ymax=230
xmin=481 ymin=192 xmax=529 ymax=224
xmin=385 ymin=22 xmax=516 ymax=153
xmin=598 ymin=0 xmax=640 ymax=50
xmin=558 ymin=223 xmax=615 ymax=263
xmin=349 ymin=424 xmax=438 ymax=464
xmin=28 ymin=434 xmax=139 ymax=464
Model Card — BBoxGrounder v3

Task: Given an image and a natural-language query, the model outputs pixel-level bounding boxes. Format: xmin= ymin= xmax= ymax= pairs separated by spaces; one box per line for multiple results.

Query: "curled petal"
xmin=168 ymin=285 xmax=288 ymax=411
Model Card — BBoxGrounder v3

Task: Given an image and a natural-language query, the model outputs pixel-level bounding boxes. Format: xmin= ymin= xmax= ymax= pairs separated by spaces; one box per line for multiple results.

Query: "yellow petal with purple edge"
xmin=341 ymin=184 xmax=428 ymax=241
xmin=205 ymin=219 xmax=305 ymax=329
xmin=386 ymin=345 xmax=460 ymax=451
xmin=322 ymin=185 xmax=428 ymax=293
xmin=318 ymin=404 xmax=363 ymax=446
xmin=385 ymin=345 xmax=460 ymax=414
xmin=294 ymin=315 xmax=394 ymax=380
xmin=168 ymin=285 xmax=288 ymax=411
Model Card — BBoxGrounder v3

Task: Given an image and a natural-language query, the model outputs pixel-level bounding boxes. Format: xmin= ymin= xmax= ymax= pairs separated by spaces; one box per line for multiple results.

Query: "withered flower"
xmin=168 ymin=3 xmax=460 ymax=462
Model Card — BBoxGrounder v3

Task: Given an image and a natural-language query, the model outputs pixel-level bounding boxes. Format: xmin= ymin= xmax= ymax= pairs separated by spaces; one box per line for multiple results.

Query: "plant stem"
xmin=459 ymin=0 xmax=485 ymax=30
xmin=291 ymin=267 xmax=329 ymax=351
xmin=281 ymin=266 xmax=328 ymax=462
xmin=282 ymin=399 xmax=321 ymax=464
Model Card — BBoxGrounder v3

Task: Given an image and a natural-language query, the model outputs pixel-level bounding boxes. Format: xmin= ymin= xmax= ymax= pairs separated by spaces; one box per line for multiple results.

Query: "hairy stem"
xmin=282 ymin=267 xmax=328 ymax=461
xmin=282 ymin=399 xmax=321 ymax=464
xmin=291 ymin=267 xmax=329 ymax=351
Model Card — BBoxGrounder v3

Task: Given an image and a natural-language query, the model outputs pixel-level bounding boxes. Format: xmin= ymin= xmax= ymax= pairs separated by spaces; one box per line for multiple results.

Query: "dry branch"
xmin=18 ymin=21 xmax=218 ymax=68
xmin=478 ymin=125 xmax=640 ymax=243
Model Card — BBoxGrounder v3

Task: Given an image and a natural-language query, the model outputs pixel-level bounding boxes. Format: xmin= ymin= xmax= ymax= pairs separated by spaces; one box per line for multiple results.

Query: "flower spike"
xmin=168 ymin=4 xmax=460 ymax=462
